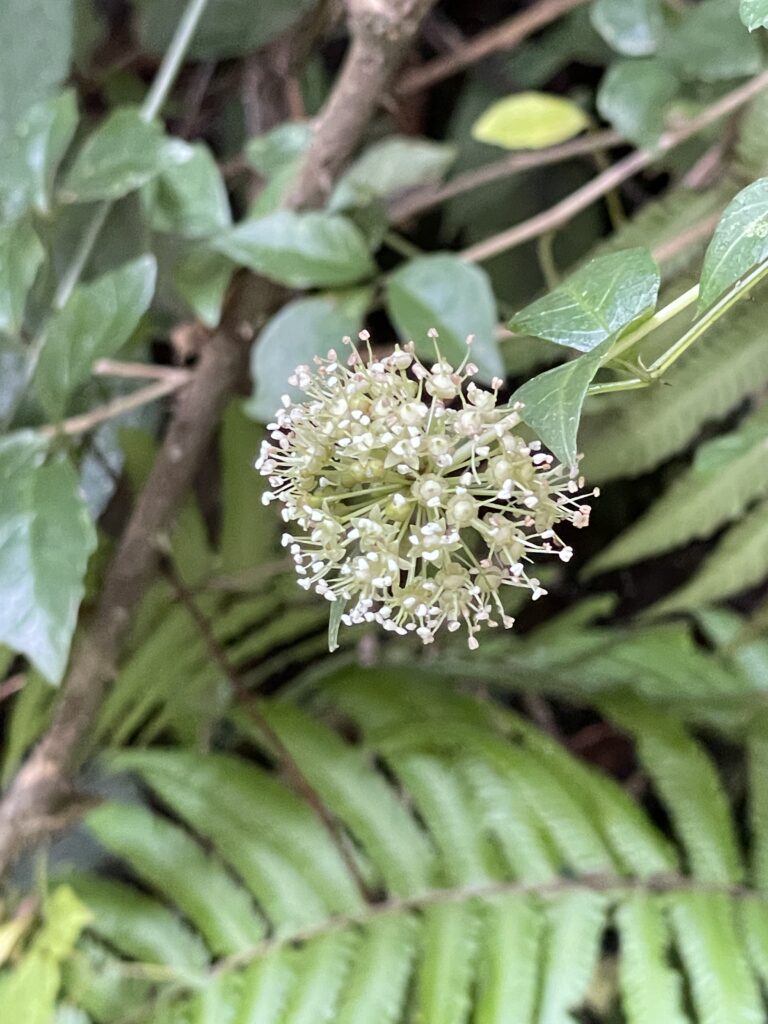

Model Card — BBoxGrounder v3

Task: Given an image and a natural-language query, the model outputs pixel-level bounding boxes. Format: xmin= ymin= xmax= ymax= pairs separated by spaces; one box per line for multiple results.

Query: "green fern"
xmin=650 ymin=496 xmax=768 ymax=615
xmin=20 ymin=670 xmax=767 ymax=1024
xmin=585 ymin=403 xmax=768 ymax=576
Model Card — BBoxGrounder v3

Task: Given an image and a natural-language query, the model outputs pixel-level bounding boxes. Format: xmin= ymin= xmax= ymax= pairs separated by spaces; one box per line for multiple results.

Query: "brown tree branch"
xmin=390 ymin=129 xmax=622 ymax=223
xmin=0 ymin=0 xmax=436 ymax=879
xmin=461 ymin=68 xmax=768 ymax=264
xmin=397 ymin=0 xmax=590 ymax=96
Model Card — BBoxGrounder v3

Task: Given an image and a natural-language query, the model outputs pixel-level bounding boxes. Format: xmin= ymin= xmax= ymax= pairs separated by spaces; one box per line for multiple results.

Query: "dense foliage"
xmin=5 ymin=0 xmax=768 ymax=1021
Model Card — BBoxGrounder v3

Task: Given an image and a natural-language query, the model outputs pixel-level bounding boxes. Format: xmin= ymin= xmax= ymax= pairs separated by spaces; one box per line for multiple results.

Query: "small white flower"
xmin=258 ymin=334 xmax=596 ymax=649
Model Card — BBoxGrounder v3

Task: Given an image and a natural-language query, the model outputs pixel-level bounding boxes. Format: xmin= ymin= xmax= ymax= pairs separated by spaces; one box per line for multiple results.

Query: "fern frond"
xmin=580 ymin=297 xmax=768 ymax=482
xmin=650 ymin=497 xmax=768 ymax=615
xmin=473 ymin=895 xmax=541 ymax=1024
xmin=585 ymin=404 xmax=768 ymax=576
xmin=616 ymin=894 xmax=689 ymax=1024
xmin=536 ymin=890 xmax=608 ymax=1024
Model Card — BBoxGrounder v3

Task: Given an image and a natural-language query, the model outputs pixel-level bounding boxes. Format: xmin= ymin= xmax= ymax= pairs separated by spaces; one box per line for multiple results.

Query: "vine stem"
xmin=589 ymin=258 xmax=768 ymax=396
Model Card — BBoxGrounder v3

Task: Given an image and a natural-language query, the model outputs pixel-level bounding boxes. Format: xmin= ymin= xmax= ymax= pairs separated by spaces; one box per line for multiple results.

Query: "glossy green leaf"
xmin=60 ymin=108 xmax=177 ymax=203
xmin=136 ymin=0 xmax=314 ymax=59
xmin=0 ymin=220 xmax=44 ymax=335
xmin=742 ymin=0 xmax=768 ymax=30
xmin=386 ymin=254 xmax=503 ymax=379
xmin=0 ymin=433 xmax=96 ymax=683
xmin=472 ymin=91 xmax=589 ymax=150
xmin=699 ymin=177 xmax=768 ymax=309
xmin=514 ymin=338 xmax=612 ymax=470
xmin=0 ymin=90 xmax=78 ymax=222
xmin=510 ymin=247 xmax=660 ymax=352
xmin=35 ymin=255 xmax=157 ymax=419
xmin=330 ymin=136 xmax=456 ymax=211
xmin=174 ymin=246 xmax=233 ymax=328
xmin=664 ymin=0 xmax=763 ymax=82
xmin=214 ymin=211 xmax=375 ymax=289
xmin=591 ymin=0 xmax=664 ymax=56
xmin=597 ymin=59 xmax=679 ymax=146
xmin=142 ymin=141 xmax=231 ymax=238
xmin=248 ymin=288 xmax=371 ymax=421
xmin=0 ymin=0 xmax=73 ymax=144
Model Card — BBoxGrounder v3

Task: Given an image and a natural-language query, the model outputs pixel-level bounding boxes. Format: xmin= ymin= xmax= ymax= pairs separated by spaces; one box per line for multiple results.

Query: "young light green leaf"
xmin=174 ymin=246 xmax=233 ymax=328
xmin=597 ymin=59 xmax=679 ymax=146
xmin=248 ymin=289 xmax=371 ymax=421
xmin=246 ymin=122 xmax=313 ymax=176
xmin=0 ymin=433 xmax=96 ymax=684
xmin=0 ymin=220 xmax=44 ymax=336
xmin=472 ymin=91 xmax=589 ymax=150
xmin=60 ymin=108 xmax=178 ymax=203
xmin=330 ymin=136 xmax=456 ymax=212
xmin=699 ymin=177 xmax=768 ymax=309
xmin=510 ymin=248 xmax=660 ymax=352
xmin=514 ymin=338 xmax=612 ymax=470
xmin=664 ymin=0 xmax=763 ymax=82
xmin=0 ymin=0 xmax=73 ymax=144
xmin=386 ymin=254 xmax=503 ymax=380
xmin=136 ymin=0 xmax=314 ymax=59
xmin=213 ymin=211 xmax=376 ymax=289
xmin=35 ymin=255 xmax=157 ymax=419
xmin=585 ymin=405 xmax=768 ymax=576
xmin=742 ymin=0 xmax=768 ymax=30
xmin=141 ymin=141 xmax=231 ymax=238
xmin=590 ymin=0 xmax=664 ymax=56
xmin=0 ymin=90 xmax=78 ymax=222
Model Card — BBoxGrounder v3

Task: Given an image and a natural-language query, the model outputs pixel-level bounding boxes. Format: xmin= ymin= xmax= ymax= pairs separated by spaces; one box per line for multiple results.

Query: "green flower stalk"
xmin=258 ymin=332 xmax=596 ymax=649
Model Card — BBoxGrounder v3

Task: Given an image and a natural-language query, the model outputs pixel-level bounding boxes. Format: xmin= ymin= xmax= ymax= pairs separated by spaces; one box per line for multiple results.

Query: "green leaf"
xmin=0 ymin=90 xmax=78 ymax=222
xmin=0 ymin=0 xmax=73 ymax=145
xmin=699 ymin=177 xmax=768 ymax=309
xmin=663 ymin=0 xmax=763 ymax=82
xmin=742 ymin=0 xmax=768 ymax=30
xmin=590 ymin=0 xmax=664 ymax=56
xmin=514 ymin=339 xmax=612 ymax=470
xmin=585 ymin=405 xmax=768 ymax=575
xmin=510 ymin=248 xmax=661 ymax=352
xmin=60 ymin=108 xmax=177 ymax=203
xmin=214 ymin=211 xmax=376 ymax=289
xmin=248 ymin=289 xmax=371 ymax=421
xmin=616 ymin=894 xmax=689 ymax=1024
xmin=0 ymin=220 xmax=44 ymax=335
xmin=141 ymin=141 xmax=231 ymax=238
xmin=0 ymin=433 xmax=96 ymax=683
xmin=597 ymin=59 xmax=679 ymax=146
xmin=136 ymin=0 xmax=315 ymax=59
xmin=386 ymin=254 xmax=503 ymax=380
xmin=246 ymin=122 xmax=313 ymax=177
xmin=35 ymin=255 xmax=157 ymax=419
xmin=174 ymin=246 xmax=233 ymax=328
xmin=330 ymin=136 xmax=456 ymax=212
xmin=652 ymin=496 xmax=768 ymax=614
xmin=472 ymin=91 xmax=589 ymax=150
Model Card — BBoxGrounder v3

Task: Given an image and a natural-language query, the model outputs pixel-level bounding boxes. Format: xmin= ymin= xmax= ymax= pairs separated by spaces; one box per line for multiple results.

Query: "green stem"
xmin=588 ymin=259 xmax=768 ymax=396
xmin=384 ymin=230 xmax=424 ymax=260
xmin=601 ymin=283 xmax=699 ymax=365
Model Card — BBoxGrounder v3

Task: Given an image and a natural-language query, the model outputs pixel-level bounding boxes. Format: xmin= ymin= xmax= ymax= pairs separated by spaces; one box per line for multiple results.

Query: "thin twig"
xmin=40 ymin=378 xmax=189 ymax=439
xmin=160 ymin=560 xmax=371 ymax=899
xmin=92 ymin=359 xmax=194 ymax=383
xmin=461 ymin=68 xmax=768 ymax=263
xmin=397 ymin=0 xmax=589 ymax=95
xmin=390 ymin=130 xmax=622 ymax=223
xmin=0 ymin=674 xmax=26 ymax=705
xmin=651 ymin=208 xmax=723 ymax=266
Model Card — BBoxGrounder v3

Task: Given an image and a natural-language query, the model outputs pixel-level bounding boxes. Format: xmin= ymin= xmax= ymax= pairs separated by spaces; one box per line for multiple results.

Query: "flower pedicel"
xmin=257 ymin=331 xmax=597 ymax=649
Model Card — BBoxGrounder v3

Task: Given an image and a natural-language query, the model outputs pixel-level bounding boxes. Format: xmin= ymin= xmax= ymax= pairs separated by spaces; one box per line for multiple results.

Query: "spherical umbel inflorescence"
xmin=257 ymin=332 xmax=597 ymax=650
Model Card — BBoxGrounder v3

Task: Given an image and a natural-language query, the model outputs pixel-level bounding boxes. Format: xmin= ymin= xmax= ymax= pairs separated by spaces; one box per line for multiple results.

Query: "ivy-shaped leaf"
xmin=510 ymin=248 xmax=660 ymax=353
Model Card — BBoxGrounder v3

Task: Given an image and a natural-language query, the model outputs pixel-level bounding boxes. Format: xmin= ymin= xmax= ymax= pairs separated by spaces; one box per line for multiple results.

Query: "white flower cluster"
xmin=257 ymin=332 xmax=596 ymax=649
